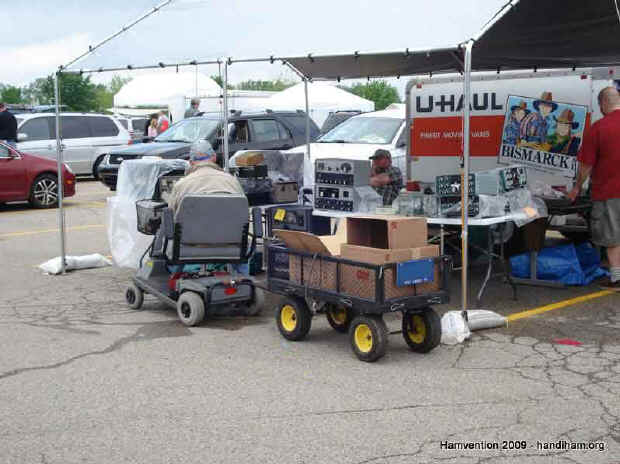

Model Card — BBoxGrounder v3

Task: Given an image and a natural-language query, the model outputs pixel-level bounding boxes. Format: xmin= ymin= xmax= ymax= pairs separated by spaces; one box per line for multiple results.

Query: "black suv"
xmin=97 ymin=110 xmax=320 ymax=190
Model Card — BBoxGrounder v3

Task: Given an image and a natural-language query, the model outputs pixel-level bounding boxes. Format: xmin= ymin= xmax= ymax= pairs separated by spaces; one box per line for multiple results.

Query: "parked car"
xmin=14 ymin=112 xmax=131 ymax=177
xmin=116 ymin=116 xmax=149 ymax=142
xmin=0 ymin=141 xmax=75 ymax=208
xmin=320 ymin=110 xmax=362 ymax=134
xmin=285 ymin=106 xmax=408 ymax=188
xmin=97 ymin=110 xmax=320 ymax=190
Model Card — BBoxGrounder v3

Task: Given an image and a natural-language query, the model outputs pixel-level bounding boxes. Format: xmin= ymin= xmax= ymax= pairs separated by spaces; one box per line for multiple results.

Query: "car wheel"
xmin=30 ymin=174 xmax=59 ymax=208
xmin=92 ymin=155 xmax=105 ymax=180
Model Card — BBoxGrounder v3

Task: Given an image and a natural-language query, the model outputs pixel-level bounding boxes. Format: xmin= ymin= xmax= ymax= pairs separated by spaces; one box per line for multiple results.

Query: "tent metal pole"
xmin=223 ymin=61 xmax=230 ymax=170
xmin=54 ymin=72 xmax=66 ymax=274
xmin=61 ymin=0 xmax=173 ymax=71
xmin=461 ymin=40 xmax=474 ymax=315
xmin=304 ymin=78 xmax=311 ymax=161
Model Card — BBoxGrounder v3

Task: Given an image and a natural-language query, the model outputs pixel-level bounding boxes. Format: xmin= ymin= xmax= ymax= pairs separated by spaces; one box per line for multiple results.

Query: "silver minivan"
xmin=15 ymin=113 xmax=131 ymax=176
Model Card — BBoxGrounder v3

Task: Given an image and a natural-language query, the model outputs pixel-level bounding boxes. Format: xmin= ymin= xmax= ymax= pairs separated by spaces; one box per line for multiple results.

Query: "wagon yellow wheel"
xmin=276 ymin=298 xmax=312 ymax=341
xmin=325 ymin=305 xmax=352 ymax=333
xmin=349 ymin=315 xmax=388 ymax=362
xmin=402 ymin=308 xmax=441 ymax=353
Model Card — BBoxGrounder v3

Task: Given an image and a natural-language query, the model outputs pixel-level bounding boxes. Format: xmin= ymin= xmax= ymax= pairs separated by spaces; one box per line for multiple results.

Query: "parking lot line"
xmin=507 ymin=290 xmax=614 ymax=322
xmin=0 ymin=201 xmax=106 ymax=216
xmin=0 ymin=224 xmax=104 ymax=239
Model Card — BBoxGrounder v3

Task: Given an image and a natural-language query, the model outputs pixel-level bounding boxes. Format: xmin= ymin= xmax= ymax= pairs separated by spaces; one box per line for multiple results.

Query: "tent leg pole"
xmin=223 ymin=61 xmax=229 ymax=170
xmin=54 ymin=71 xmax=66 ymax=275
xmin=461 ymin=40 xmax=474 ymax=317
xmin=304 ymin=78 xmax=311 ymax=161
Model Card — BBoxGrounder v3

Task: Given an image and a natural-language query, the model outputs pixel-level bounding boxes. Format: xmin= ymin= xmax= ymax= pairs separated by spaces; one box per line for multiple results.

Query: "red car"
xmin=0 ymin=141 xmax=76 ymax=208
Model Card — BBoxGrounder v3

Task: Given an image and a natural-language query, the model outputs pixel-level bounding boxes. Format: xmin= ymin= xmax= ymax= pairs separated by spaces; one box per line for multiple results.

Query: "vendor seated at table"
xmin=167 ymin=140 xmax=244 ymax=213
xmin=369 ymin=149 xmax=403 ymax=206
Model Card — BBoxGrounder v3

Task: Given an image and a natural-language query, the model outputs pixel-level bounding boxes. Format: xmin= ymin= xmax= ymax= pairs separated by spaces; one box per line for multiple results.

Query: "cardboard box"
xmin=346 ymin=215 xmax=427 ymax=250
xmin=340 ymin=244 xmax=439 ymax=265
xmin=235 ymin=151 xmax=265 ymax=166
xmin=339 ymin=244 xmax=440 ymax=299
xmin=275 ymin=228 xmax=344 ymax=291
xmin=271 ymin=182 xmax=299 ymax=203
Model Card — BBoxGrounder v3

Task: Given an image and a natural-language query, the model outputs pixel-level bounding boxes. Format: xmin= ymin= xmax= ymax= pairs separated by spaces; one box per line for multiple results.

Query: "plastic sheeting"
xmin=439 ymin=188 xmax=548 ymax=228
xmin=230 ymin=150 xmax=305 ymax=186
xmin=116 ymin=158 xmax=189 ymax=200
xmin=107 ymin=159 xmax=189 ymax=269
xmin=510 ymin=242 xmax=609 ymax=285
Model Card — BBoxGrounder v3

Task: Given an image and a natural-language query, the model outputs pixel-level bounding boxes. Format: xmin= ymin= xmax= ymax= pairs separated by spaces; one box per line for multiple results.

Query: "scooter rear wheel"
xmin=176 ymin=291 xmax=205 ymax=327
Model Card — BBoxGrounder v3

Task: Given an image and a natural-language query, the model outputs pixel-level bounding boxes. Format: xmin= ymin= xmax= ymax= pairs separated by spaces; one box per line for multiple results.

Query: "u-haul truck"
xmin=405 ymin=67 xmax=619 ymax=186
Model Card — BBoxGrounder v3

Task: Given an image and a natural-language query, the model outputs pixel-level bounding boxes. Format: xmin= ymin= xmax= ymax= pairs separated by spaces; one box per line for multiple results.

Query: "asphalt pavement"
xmin=0 ymin=180 xmax=619 ymax=464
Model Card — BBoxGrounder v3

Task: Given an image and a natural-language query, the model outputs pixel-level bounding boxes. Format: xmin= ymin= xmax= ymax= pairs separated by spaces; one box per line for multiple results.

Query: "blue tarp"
xmin=510 ymin=242 xmax=608 ymax=286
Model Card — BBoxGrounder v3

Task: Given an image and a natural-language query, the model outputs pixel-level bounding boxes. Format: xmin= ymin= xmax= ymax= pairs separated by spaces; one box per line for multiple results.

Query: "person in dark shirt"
xmin=0 ymin=102 xmax=17 ymax=147
xmin=369 ymin=149 xmax=403 ymax=206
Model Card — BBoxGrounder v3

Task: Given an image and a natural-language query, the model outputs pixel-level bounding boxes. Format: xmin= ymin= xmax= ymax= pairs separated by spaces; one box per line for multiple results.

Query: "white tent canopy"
xmin=113 ymin=71 xmax=222 ymax=107
xmin=266 ymin=81 xmax=375 ymax=127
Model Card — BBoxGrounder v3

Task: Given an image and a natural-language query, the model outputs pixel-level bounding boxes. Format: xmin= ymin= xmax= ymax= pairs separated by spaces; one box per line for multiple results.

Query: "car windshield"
xmin=154 ymin=118 xmax=220 ymax=143
xmin=318 ymin=117 xmax=402 ymax=144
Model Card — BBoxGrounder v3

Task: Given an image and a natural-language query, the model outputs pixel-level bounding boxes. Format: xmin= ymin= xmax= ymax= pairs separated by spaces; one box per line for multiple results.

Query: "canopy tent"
xmin=112 ymin=70 xmax=223 ymax=124
xmin=266 ymin=81 xmax=375 ymax=126
xmin=471 ymin=0 xmax=620 ymax=70
xmin=53 ymin=0 xmax=620 ymax=311
xmin=113 ymin=71 xmax=222 ymax=107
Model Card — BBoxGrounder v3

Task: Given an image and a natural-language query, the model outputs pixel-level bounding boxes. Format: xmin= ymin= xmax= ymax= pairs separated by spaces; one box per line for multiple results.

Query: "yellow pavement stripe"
xmin=507 ymin=290 xmax=614 ymax=322
xmin=0 ymin=224 xmax=104 ymax=239
xmin=0 ymin=200 xmax=106 ymax=216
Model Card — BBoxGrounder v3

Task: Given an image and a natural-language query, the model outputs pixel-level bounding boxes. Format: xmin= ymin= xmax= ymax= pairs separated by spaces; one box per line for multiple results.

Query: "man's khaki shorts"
xmin=591 ymin=199 xmax=620 ymax=247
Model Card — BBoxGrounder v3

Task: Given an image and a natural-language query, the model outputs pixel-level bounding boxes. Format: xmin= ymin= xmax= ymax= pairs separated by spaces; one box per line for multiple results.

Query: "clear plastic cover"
xmin=107 ymin=158 xmax=189 ymax=268
xmin=437 ymin=188 xmax=547 ymax=227
xmin=230 ymin=150 xmax=306 ymax=186
xmin=116 ymin=158 xmax=189 ymax=201
xmin=354 ymin=186 xmax=383 ymax=213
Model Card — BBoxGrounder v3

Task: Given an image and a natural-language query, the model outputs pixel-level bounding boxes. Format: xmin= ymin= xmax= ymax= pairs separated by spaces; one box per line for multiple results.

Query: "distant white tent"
xmin=266 ymin=82 xmax=374 ymax=127
xmin=113 ymin=71 xmax=222 ymax=122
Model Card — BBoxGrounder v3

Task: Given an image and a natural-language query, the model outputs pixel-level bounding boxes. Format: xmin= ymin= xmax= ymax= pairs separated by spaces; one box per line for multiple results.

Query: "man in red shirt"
xmin=569 ymin=87 xmax=620 ymax=291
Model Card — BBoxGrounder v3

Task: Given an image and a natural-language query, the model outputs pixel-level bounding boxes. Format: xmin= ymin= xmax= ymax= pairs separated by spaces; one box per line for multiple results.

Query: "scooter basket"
xmin=136 ymin=199 xmax=167 ymax=235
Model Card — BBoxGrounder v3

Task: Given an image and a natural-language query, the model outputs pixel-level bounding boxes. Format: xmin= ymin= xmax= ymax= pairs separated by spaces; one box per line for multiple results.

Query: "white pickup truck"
xmin=284 ymin=103 xmax=408 ymax=187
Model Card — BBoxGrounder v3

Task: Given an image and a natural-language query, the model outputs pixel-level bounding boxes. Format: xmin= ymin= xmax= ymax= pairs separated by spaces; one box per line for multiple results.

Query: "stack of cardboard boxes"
xmin=275 ymin=215 xmax=440 ymax=301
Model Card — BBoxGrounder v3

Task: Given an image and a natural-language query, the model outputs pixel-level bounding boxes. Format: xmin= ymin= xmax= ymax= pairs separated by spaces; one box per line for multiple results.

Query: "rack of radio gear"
xmin=435 ymin=165 xmax=528 ymax=218
xmin=314 ymin=158 xmax=381 ymax=212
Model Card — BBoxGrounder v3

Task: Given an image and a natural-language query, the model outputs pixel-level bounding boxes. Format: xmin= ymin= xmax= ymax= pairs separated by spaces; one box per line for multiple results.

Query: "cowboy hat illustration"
xmin=533 ymin=91 xmax=559 ymax=111
xmin=553 ymin=108 xmax=579 ymax=129
xmin=510 ymin=100 xmax=530 ymax=113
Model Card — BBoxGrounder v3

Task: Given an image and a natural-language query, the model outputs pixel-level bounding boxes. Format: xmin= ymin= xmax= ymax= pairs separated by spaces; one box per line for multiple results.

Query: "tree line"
xmin=1 ymin=74 xmax=400 ymax=113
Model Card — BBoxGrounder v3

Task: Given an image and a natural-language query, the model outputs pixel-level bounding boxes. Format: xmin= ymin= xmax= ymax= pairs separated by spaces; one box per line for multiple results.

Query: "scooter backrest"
xmin=175 ymin=194 xmax=249 ymax=246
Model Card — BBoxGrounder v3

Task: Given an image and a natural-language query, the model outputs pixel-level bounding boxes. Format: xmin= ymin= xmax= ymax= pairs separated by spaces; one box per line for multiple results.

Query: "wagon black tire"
xmin=30 ymin=173 xmax=59 ymax=208
xmin=177 ymin=291 xmax=206 ymax=327
xmin=349 ymin=315 xmax=388 ymax=362
xmin=276 ymin=297 xmax=312 ymax=341
xmin=245 ymin=286 xmax=265 ymax=316
xmin=125 ymin=283 xmax=144 ymax=310
xmin=325 ymin=305 xmax=352 ymax=333
xmin=402 ymin=308 xmax=441 ymax=353
xmin=92 ymin=155 xmax=105 ymax=180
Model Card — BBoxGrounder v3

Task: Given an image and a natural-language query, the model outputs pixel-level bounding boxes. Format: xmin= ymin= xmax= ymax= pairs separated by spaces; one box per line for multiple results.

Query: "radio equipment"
xmin=314 ymin=158 xmax=372 ymax=212
xmin=435 ymin=165 xmax=527 ymax=197
xmin=265 ymin=205 xmax=331 ymax=237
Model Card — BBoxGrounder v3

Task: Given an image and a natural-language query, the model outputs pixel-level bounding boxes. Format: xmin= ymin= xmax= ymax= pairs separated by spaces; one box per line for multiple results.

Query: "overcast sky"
xmin=3 ymin=0 xmax=507 ymax=90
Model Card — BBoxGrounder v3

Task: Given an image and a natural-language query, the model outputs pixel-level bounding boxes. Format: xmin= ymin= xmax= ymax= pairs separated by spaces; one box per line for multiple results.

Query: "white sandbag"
xmin=440 ymin=311 xmax=471 ymax=345
xmin=466 ymin=310 xmax=507 ymax=331
xmin=39 ymin=254 xmax=112 ymax=275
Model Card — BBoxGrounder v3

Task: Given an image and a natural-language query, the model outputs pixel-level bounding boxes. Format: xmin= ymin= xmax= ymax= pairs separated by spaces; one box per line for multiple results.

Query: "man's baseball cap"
xmin=369 ymin=149 xmax=391 ymax=160
xmin=189 ymin=140 xmax=216 ymax=162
